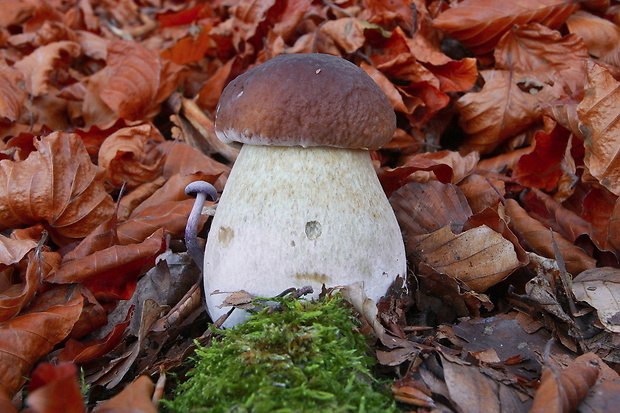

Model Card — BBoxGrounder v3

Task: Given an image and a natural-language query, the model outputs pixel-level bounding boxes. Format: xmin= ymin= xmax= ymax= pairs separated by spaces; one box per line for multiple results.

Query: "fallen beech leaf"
xmin=577 ymin=62 xmax=620 ymax=196
xmin=567 ymin=10 xmax=620 ymax=67
xmin=424 ymin=58 xmax=478 ymax=93
xmin=369 ymin=27 xmax=439 ymax=86
xmin=0 ymin=66 xmax=27 ymax=124
xmin=0 ymin=234 xmax=36 ymax=267
xmin=456 ymin=70 xmax=562 ymax=154
xmin=196 ymin=57 xmax=236 ymax=112
xmin=319 ymin=18 xmax=367 ymax=54
xmin=379 ymin=156 xmax=453 ymax=196
xmin=0 ymin=132 xmax=115 ymax=241
xmin=98 ymin=123 xmax=166 ymax=189
xmin=391 ymin=377 xmax=435 ymax=407
xmin=504 ymin=199 xmax=596 ymax=275
xmin=160 ymin=140 xmax=230 ymax=180
xmin=410 ymin=224 xmax=521 ymax=291
xmin=93 ymin=375 xmax=156 ymax=413
xmin=83 ymin=40 xmax=181 ymax=128
xmin=117 ymin=199 xmax=208 ymax=245
xmin=399 ymin=150 xmax=479 ymax=184
xmin=161 ymin=29 xmax=212 ymax=66
xmin=59 ymin=306 xmax=133 ymax=363
xmin=361 ymin=62 xmax=410 ymax=114
xmin=610 ymin=199 xmax=620 ymax=252
xmin=530 ymin=353 xmax=601 ymax=413
xmin=433 ymin=0 xmax=578 ymax=55
xmin=458 ymin=174 xmax=506 ymax=213
xmin=0 ymin=250 xmax=45 ymax=322
xmin=495 ymin=23 xmax=588 ymax=94
xmin=49 ymin=229 xmax=166 ymax=300
xmin=573 ymin=267 xmax=620 ymax=333
xmin=0 ymin=0 xmax=34 ymax=28
xmin=0 ymin=296 xmax=83 ymax=401
xmin=512 ymin=126 xmax=571 ymax=192
xmin=439 ymin=351 xmax=531 ymax=413
xmin=390 ymin=181 xmax=472 ymax=238
xmin=13 ymin=41 xmax=81 ymax=96
xmin=25 ymin=362 xmax=84 ymax=413
xmin=522 ymin=189 xmax=598 ymax=248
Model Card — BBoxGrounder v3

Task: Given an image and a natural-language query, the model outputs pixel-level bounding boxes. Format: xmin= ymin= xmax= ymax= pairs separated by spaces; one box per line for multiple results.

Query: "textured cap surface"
xmin=215 ymin=53 xmax=396 ymax=150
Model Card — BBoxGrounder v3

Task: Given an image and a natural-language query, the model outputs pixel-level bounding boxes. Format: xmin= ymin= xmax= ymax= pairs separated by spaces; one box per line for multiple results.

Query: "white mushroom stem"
xmin=204 ymin=144 xmax=406 ymax=326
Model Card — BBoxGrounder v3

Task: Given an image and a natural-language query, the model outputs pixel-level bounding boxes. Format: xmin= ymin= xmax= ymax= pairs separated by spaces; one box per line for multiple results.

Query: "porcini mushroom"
xmin=205 ymin=53 xmax=406 ymax=326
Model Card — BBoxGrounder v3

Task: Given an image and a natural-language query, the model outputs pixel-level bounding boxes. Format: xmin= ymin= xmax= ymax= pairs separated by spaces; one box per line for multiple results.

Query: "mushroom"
xmin=205 ymin=53 xmax=406 ymax=326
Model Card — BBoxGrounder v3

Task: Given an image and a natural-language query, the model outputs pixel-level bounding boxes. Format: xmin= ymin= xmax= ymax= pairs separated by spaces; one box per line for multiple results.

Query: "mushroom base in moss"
xmin=204 ymin=144 xmax=406 ymax=326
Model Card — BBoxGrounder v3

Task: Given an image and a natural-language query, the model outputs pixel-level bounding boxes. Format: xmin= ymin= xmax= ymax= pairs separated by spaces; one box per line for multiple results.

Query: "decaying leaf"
xmin=456 ymin=70 xmax=562 ymax=154
xmin=530 ymin=353 xmax=601 ymax=413
xmin=0 ymin=132 xmax=114 ymax=241
xmin=92 ymin=375 xmax=156 ymax=413
xmin=573 ymin=267 xmax=620 ymax=334
xmin=433 ymin=0 xmax=578 ymax=54
xmin=411 ymin=224 xmax=521 ymax=291
xmin=0 ymin=296 xmax=83 ymax=401
xmin=97 ymin=123 xmax=165 ymax=189
xmin=505 ymin=199 xmax=596 ymax=275
xmin=567 ymin=10 xmax=620 ymax=66
xmin=24 ymin=362 xmax=85 ymax=413
xmin=577 ymin=62 xmax=620 ymax=196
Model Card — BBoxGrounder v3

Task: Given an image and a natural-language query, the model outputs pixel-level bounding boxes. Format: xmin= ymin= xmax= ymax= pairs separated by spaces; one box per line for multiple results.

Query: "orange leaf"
xmin=98 ymin=123 xmax=165 ymax=189
xmin=530 ymin=353 xmax=601 ymax=413
xmin=0 ymin=296 xmax=83 ymax=400
xmin=93 ymin=375 xmax=156 ymax=413
xmin=117 ymin=199 xmax=207 ymax=245
xmin=512 ymin=126 xmax=570 ymax=191
xmin=25 ymin=362 xmax=85 ymax=413
xmin=577 ymin=62 xmax=620 ymax=196
xmin=49 ymin=229 xmax=166 ymax=300
xmin=0 ymin=132 xmax=114 ymax=241
xmin=456 ymin=70 xmax=562 ymax=154
xmin=567 ymin=10 xmax=620 ymax=67
xmin=0 ymin=65 xmax=27 ymax=124
xmin=390 ymin=181 xmax=472 ymax=238
xmin=83 ymin=40 xmax=181 ymax=128
xmin=13 ymin=41 xmax=80 ymax=96
xmin=504 ymin=199 xmax=596 ymax=274
xmin=424 ymin=58 xmax=478 ymax=93
xmin=59 ymin=307 xmax=133 ymax=363
xmin=433 ymin=0 xmax=578 ymax=55
xmin=495 ymin=23 xmax=588 ymax=94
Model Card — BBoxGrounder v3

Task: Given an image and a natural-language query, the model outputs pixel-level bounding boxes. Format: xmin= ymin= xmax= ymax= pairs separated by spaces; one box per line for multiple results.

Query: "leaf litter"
xmin=0 ymin=0 xmax=619 ymax=411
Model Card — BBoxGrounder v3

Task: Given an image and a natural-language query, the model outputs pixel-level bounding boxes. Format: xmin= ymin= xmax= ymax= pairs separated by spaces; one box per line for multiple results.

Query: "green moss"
xmin=165 ymin=293 xmax=397 ymax=413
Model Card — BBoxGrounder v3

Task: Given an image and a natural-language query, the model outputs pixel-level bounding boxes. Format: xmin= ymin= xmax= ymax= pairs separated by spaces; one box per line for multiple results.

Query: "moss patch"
xmin=165 ymin=293 xmax=397 ymax=413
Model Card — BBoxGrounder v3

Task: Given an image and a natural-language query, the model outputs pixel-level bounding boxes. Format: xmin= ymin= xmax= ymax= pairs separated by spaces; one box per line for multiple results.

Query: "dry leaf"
xmin=410 ymin=224 xmax=521 ymax=291
xmin=505 ymin=199 xmax=596 ymax=275
xmin=93 ymin=375 xmax=156 ymax=413
xmin=24 ymin=362 xmax=85 ymax=413
xmin=13 ymin=41 xmax=81 ymax=97
xmin=495 ymin=23 xmax=588 ymax=94
xmin=390 ymin=180 xmax=472 ymax=238
xmin=0 ymin=65 xmax=27 ymax=124
xmin=530 ymin=353 xmax=601 ymax=413
xmin=0 ymin=132 xmax=114 ymax=241
xmin=98 ymin=123 xmax=166 ymax=189
xmin=567 ymin=10 xmax=620 ymax=67
xmin=433 ymin=0 xmax=579 ymax=55
xmin=0 ymin=296 xmax=83 ymax=401
xmin=573 ymin=267 xmax=620 ymax=334
xmin=577 ymin=62 xmax=620 ymax=196
xmin=456 ymin=70 xmax=562 ymax=154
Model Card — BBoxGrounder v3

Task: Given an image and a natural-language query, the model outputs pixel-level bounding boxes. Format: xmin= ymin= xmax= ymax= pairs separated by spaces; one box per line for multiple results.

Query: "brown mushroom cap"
xmin=215 ymin=53 xmax=396 ymax=150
